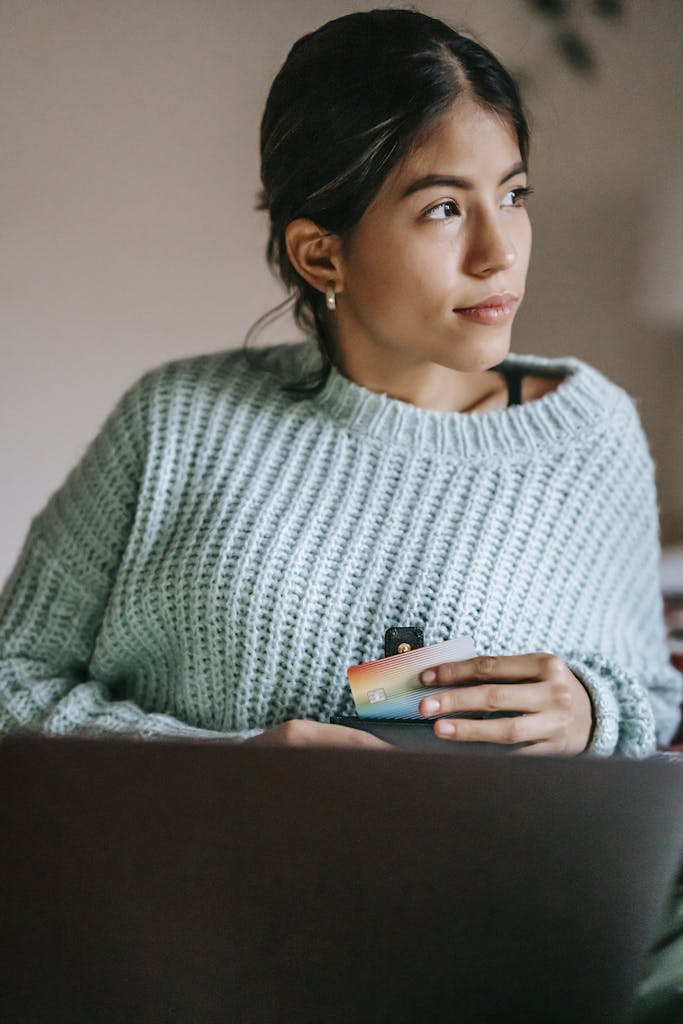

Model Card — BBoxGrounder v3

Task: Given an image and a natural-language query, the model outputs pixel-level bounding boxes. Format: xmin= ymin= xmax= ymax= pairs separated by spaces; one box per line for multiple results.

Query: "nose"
xmin=464 ymin=210 xmax=516 ymax=277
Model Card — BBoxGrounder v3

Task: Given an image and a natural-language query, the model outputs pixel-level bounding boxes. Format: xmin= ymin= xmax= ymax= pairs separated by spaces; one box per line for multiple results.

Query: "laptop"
xmin=1 ymin=735 xmax=681 ymax=1023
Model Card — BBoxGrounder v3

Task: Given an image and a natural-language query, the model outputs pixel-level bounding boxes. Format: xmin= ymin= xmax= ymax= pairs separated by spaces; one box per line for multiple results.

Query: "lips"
xmin=456 ymin=292 xmax=518 ymax=310
xmin=454 ymin=293 xmax=519 ymax=326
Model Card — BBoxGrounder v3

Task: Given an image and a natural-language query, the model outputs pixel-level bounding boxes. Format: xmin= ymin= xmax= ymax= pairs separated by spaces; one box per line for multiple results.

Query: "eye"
xmin=423 ymin=199 xmax=460 ymax=221
xmin=502 ymin=186 xmax=534 ymax=208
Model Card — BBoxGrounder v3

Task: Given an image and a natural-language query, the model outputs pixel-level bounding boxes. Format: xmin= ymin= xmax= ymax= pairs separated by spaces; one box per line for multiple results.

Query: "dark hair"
xmin=249 ymin=7 xmax=530 ymax=395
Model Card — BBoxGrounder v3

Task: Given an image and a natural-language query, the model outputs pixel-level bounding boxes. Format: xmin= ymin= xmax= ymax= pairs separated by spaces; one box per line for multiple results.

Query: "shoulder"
xmin=564 ymin=356 xmax=651 ymax=443
xmin=486 ymin=351 xmax=657 ymax=479
xmin=507 ymin=351 xmax=643 ymax=427
xmin=509 ymin=357 xmax=660 ymax=549
xmin=122 ymin=342 xmax=306 ymax=415
xmin=548 ymin=355 xmax=657 ymax=490
xmin=133 ymin=346 xmax=258 ymax=395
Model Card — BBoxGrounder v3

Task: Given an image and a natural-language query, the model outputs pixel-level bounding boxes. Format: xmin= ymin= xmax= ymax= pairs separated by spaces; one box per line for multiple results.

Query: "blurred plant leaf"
xmin=525 ymin=0 xmax=571 ymax=17
xmin=592 ymin=0 xmax=623 ymax=17
xmin=519 ymin=0 xmax=625 ymax=78
xmin=555 ymin=29 xmax=596 ymax=74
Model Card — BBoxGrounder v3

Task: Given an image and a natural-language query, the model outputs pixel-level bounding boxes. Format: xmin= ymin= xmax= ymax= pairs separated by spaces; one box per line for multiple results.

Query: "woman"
xmin=0 ymin=8 xmax=680 ymax=755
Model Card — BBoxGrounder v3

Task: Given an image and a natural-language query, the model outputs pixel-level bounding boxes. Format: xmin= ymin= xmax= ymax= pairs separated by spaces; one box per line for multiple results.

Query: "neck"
xmin=332 ymin=345 xmax=508 ymax=414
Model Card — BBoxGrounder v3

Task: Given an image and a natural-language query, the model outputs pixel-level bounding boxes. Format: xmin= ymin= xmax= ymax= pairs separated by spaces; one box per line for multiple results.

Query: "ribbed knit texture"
xmin=0 ymin=342 xmax=680 ymax=756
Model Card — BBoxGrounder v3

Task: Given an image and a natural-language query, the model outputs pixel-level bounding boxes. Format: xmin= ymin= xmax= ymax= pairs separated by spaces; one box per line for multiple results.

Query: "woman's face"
xmin=332 ymin=96 xmax=532 ymax=390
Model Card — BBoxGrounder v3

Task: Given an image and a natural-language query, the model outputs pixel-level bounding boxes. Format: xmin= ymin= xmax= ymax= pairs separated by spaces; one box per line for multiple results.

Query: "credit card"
xmin=347 ymin=636 xmax=477 ymax=719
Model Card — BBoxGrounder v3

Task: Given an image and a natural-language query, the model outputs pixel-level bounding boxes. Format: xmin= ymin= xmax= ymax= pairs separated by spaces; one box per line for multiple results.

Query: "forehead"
xmin=384 ymin=97 xmax=521 ymax=198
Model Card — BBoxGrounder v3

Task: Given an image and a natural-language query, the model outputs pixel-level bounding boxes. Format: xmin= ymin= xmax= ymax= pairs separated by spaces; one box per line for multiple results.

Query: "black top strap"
xmin=502 ymin=368 xmax=524 ymax=407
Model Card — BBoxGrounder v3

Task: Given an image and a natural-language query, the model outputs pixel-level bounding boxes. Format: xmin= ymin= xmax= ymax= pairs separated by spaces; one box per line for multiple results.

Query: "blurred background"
xmin=1 ymin=0 xmax=681 ymax=585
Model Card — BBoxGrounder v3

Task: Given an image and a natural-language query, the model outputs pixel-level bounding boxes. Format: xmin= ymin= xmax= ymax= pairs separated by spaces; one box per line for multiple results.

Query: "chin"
xmin=444 ymin=330 xmax=512 ymax=373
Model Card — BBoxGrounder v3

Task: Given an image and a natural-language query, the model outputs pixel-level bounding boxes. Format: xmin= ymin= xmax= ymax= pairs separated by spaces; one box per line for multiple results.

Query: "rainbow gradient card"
xmin=347 ymin=636 xmax=477 ymax=719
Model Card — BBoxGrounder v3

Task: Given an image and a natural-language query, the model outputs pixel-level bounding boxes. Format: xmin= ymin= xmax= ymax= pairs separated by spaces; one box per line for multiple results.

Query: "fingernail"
xmin=436 ymin=720 xmax=455 ymax=736
xmin=421 ymin=670 xmax=436 ymax=684
xmin=422 ymin=698 xmax=440 ymax=714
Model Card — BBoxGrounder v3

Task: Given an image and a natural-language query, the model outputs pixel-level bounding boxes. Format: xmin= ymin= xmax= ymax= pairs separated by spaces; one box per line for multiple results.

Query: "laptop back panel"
xmin=1 ymin=737 xmax=681 ymax=1023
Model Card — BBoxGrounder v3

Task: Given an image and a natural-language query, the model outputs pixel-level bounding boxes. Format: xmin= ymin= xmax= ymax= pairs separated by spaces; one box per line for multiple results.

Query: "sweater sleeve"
xmin=0 ymin=375 xmax=262 ymax=742
xmin=560 ymin=401 xmax=682 ymax=758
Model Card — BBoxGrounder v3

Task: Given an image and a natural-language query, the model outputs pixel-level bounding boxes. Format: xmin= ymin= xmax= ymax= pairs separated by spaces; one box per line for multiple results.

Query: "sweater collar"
xmin=310 ymin=350 xmax=621 ymax=458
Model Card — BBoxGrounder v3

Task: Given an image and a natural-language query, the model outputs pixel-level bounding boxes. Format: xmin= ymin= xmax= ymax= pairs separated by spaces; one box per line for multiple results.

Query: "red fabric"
xmin=662 ymin=602 xmax=683 ymax=749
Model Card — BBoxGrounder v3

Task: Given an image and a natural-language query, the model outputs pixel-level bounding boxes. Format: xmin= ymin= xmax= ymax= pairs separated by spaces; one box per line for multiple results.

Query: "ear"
xmin=285 ymin=219 xmax=345 ymax=298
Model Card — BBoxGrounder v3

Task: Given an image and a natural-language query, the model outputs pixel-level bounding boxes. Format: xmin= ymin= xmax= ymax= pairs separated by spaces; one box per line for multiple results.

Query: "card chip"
xmin=367 ymin=687 xmax=387 ymax=704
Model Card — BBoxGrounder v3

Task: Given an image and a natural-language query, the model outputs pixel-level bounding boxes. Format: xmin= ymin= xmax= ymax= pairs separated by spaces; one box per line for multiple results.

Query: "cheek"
xmin=517 ymin=218 xmax=532 ymax=269
xmin=345 ymin=235 xmax=430 ymax=311
xmin=362 ymin=227 xmax=453 ymax=290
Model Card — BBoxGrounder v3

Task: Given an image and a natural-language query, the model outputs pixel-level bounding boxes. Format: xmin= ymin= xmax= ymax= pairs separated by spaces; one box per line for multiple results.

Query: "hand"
xmin=243 ymin=719 xmax=393 ymax=750
xmin=419 ymin=653 xmax=593 ymax=756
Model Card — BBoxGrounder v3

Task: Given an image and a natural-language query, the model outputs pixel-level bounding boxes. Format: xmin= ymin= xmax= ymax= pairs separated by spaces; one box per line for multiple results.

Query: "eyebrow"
xmin=400 ymin=161 xmax=527 ymax=199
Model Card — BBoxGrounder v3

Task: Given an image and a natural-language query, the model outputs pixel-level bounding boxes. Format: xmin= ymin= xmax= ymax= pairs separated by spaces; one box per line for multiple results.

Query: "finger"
xmin=329 ymin=725 xmax=394 ymax=750
xmin=419 ymin=682 xmax=546 ymax=718
xmin=300 ymin=723 xmax=392 ymax=749
xmin=433 ymin=711 xmax=558 ymax=746
xmin=250 ymin=721 xmax=392 ymax=749
xmin=511 ymin=740 xmax=560 ymax=757
xmin=420 ymin=652 xmax=562 ymax=687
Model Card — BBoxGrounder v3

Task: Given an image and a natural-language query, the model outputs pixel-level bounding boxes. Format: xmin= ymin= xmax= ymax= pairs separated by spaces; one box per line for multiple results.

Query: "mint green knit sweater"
xmin=1 ymin=343 xmax=680 ymax=755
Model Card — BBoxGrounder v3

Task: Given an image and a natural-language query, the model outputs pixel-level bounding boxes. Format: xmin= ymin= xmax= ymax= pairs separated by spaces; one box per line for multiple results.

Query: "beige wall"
xmin=1 ymin=0 xmax=681 ymax=585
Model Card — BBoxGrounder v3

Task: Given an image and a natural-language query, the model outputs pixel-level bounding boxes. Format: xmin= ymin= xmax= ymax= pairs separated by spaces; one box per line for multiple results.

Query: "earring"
xmin=325 ymin=283 xmax=336 ymax=311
